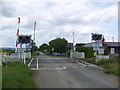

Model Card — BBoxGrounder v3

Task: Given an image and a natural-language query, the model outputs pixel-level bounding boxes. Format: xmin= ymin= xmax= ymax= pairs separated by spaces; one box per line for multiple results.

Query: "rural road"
xmin=27 ymin=54 xmax=118 ymax=88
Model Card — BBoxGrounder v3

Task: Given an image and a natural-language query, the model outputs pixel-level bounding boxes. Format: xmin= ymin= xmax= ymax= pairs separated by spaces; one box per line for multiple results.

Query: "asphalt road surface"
xmin=27 ymin=54 xmax=118 ymax=88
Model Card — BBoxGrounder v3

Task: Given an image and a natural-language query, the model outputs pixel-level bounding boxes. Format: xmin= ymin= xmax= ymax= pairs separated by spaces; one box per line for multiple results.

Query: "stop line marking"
xmin=30 ymin=66 xmax=67 ymax=71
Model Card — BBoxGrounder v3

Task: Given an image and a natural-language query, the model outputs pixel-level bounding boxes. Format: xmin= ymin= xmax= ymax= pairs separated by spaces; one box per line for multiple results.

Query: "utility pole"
xmin=112 ymin=37 xmax=114 ymax=42
xmin=34 ymin=22 xmax=36 ymax=42
xmin=73 ymin=32 xmax=76 ymax=51
xmin=33 ymin=22 xmax=36 ymax=54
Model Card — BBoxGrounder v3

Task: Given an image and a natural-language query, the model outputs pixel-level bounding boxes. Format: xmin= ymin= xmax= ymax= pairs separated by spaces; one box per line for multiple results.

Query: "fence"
xmin=0 ymin=52 xmax=31 ymax=65
xmin=70 ymin=51 xmax=85 ymax=59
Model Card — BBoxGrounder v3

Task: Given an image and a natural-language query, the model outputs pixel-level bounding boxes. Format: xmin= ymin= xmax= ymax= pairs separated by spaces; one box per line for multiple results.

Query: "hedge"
xmin=76 ymin=46 xmax=94 ymax=58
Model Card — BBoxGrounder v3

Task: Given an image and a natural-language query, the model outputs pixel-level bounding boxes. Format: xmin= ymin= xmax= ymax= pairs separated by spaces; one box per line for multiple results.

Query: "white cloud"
xmin=1 ymin=1 xmax=118 ymax=47
xmin=83 ymin=4 xmax=118 ymax=23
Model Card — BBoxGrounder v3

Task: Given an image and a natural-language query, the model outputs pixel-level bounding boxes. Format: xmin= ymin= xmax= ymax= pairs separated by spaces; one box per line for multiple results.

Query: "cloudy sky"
xmin=0 ymin=0 xmax=118 ymax=48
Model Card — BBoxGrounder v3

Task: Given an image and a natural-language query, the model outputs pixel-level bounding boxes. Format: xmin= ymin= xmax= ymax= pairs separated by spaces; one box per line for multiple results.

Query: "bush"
xmin=76 ymin=47 xmax=94 ymax=58
xmin=82 ymin=58 xmax=95 ymax=64
xmin=66 ymin=50 xmax=70 ymax=57
xmin=104 ymin=47 xmax=110 ymax=55
xmin=96 ymin=58 xmax=117 ymax=65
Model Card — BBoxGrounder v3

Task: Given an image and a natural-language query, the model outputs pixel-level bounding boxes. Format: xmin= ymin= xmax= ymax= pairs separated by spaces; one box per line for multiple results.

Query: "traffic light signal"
xmin=18 ymin=35 xmax=31 ymax=44
xmin=92 ymin=33 xmax=102 ymax=41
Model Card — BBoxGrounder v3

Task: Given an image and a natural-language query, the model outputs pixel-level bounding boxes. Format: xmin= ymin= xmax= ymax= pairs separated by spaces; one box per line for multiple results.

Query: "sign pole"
xmin=91 ymin=33 xmax=103 ymax=63
xmin=95 ymin=41 xmax=100 ymax=63
xmin=95 ymin=50 xmax=98 ymax=63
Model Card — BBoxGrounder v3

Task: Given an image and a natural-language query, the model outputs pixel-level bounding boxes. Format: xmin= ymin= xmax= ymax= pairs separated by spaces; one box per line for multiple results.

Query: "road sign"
xmin=25 ymin=45 xmax=32 ymax=48
xmin=92 ymin=42 xmax=102 ymax=47
xmin=18 ymin=48 xmax=25 ymax=52
xmin=93 ymin=47 xmax=99 ymax=51
xmin=98 ymin=48 xmax=104 ymax=54
xmin=92 ymin=33 xmax=102 ymax=41
xmin=110 ymin=48 xmax=115 ymax=54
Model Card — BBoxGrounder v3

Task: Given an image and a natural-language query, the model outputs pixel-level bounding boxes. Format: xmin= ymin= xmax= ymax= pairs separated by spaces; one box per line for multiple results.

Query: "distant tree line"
xmin=34 ymin=37 xmax=110 ymax=58
xmin=39 ymin=38 xmax=68 ymax=54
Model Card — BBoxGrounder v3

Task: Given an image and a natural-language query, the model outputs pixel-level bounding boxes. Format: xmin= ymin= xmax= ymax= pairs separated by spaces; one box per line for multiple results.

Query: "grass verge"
xmin=2 ymin=62 xmax=35 ymax=88
xmin=95 ymin=57 xmax=119 ymax=76
xmin=80 ymin=58 xmax=95 ymax=64
xmin=78 ymin=56 xmax=119 ymax=76
xmin=31 ymin=53 xmax=38 ymax=58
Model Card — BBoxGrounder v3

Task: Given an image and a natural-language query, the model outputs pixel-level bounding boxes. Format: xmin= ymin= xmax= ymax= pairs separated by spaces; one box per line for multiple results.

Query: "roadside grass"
xmin=79 ymin=58 xmax=95 ymax=64
xmin=2 ymin=62 xmax=35 ymax=88
xmin=78 ymin=56 xmax=119 ymax=76
xmin=31 ymin=53 xmax=38 ymax=58
xmin=95 ymin=57 xmax=119 ymax=76
xmin=0 ymin=66 xmax=2 ymax=90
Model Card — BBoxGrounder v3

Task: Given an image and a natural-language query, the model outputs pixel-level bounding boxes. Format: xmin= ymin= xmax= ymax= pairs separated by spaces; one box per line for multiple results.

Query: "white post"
xmin=70 ymin=50 xmax=74 ymax=58
xmin=0 ymin=59 xmax=2 ymax=66
xmin=24 ymin=56 xmax=26 ymax=64
xmin=37 ymin=58 xmax=38 ymax=70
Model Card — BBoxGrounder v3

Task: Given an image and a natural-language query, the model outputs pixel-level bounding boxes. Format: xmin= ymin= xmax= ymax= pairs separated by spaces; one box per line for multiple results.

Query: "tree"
xmin=49 ymin=38 xmax=68 ymax=53
xmin=31 ymin=42 xmax=38 ymax=53
xmin=34 ymin=46 xmax=38 ymax=51
xmin=104 ymin=47 xmax=110 ymax=55
xmin=39 ymin=43 xmax=50 ymax=52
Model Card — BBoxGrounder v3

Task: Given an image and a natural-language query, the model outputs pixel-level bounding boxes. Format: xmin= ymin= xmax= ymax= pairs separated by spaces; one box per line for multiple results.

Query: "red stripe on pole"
xmin=18 ymin=17 xmax=20 ymax=23
xmin=16 ymin=41 xmax=18 ymax=47
xmin=16 ymin=29 xmax=19 ymax=35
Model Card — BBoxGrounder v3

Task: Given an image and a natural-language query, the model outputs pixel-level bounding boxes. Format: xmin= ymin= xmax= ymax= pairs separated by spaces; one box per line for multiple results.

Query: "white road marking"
xmin=28 ymin=58 xmax=33 ymax=67
xmin=78 ymin=62 xmax=87 ymax=67
xmin=31 ymin=67 xmax=67 ymax=70
xmin=62 ymin=66 xmax=67 ymax=69
xmin=73 ymin=66 xmax=78 ymax=67
xmin=30 ymin=68 xmax=37 ymax=70
xmin=89 ymin=64 xmax=97 ymax=67
xmin=30 ymin=65 xmax=67 ymax=71
xmin=37 ymin=58 xmax=39 ymax=70
xmin=81 ymin=61 xmax=104 ymax=69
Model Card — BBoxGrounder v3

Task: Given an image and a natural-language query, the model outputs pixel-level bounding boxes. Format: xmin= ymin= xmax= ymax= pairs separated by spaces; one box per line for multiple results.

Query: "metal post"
xmin=20 ymin=44 xmax=22 ymax=62
xmin=33 ymin=22 xmax=36 ymax=54
xmin=73 ymin=32 xmax=75 ymax=51
xmin=95 ymin=51 xmax=98 ymax=63
xmin=112 ymin=37 xmax=114 ymax=42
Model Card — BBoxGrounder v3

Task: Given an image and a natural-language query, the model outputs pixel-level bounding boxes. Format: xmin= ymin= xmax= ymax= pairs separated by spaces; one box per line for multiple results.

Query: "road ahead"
xmin=27 ymin=54 xmax=118 ymax=88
